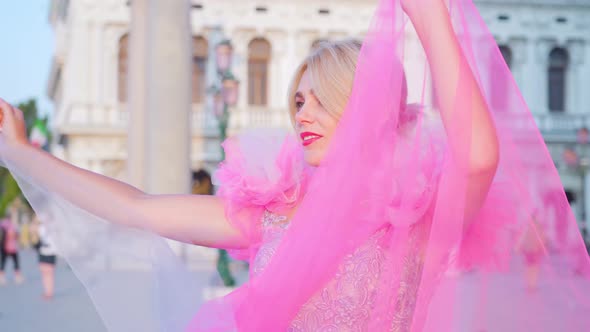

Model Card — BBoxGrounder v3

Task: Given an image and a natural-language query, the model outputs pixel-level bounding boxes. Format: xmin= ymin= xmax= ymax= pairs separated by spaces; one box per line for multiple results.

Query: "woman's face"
xmin=294 ymin=70 xmax=340 ymax=167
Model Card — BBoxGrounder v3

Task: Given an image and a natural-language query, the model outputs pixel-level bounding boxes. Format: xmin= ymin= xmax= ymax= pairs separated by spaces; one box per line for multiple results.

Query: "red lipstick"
xmin=300 ymin=132 xmax=323 ymax=147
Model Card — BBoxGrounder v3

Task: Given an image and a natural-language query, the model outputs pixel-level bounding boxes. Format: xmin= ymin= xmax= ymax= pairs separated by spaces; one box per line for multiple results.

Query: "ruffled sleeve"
xmin=385 ymin=116 xmax=447 ymax=228
xmin=388 ymin=117 xmax=517 ymax=271
xmin=214 ymin=129 xmax=308 ymax=261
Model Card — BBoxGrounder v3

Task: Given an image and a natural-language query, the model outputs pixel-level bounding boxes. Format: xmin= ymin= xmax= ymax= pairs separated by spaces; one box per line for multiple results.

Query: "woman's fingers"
xmin=0 ymin=98 xmax=12 ymax=112
xmin=0 ymin=98 xmax=8 ymax=124
xmin=0 ymin=98 xmax=30 ymax=149
xmin=0 ymin=98 xmax=15 ymax=126
xmin=0 ymin=98 xmax=10 ymax=129
xmin=13 ymin=106 xmax=23 ymax=120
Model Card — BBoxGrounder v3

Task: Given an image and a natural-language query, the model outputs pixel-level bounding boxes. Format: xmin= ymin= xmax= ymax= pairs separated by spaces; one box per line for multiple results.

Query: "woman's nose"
xmin=295 ymin=104 xmax=314 ymax=125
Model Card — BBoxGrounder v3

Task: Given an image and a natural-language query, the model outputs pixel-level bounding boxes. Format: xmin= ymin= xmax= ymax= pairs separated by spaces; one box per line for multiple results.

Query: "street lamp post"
xmin=212 ymin=40 xmax=240 ymax=287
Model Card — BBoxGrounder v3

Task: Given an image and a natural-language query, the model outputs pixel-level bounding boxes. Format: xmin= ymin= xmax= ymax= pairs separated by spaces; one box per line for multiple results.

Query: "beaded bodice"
xmin=251 ymin=210 xmax=424 ymax=332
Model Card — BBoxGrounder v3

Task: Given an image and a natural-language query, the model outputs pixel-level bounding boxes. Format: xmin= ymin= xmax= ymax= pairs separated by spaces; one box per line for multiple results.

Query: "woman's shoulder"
xmin=214 ymin=129 xmax=310 ymax=214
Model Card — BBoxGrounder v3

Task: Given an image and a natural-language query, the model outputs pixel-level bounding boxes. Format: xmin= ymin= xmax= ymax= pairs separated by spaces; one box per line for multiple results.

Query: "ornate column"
xmin=532 ymin=38 xmax=556 ymax=114
xmin=145 ymin=0 xmax=192 ymax=194
xmin=508 ymin=37 xmax=527 ymax=92
xmin=567 ymin=39 xmax=585 ymax=114
xmin=127 ymin=0 xmax=149 ymax=189
xmin=128 ymin=0 xmax=192 ymax=194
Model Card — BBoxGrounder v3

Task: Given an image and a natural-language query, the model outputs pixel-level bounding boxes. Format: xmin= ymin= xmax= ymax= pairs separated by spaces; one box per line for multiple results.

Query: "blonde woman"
xmin=0 ymin=0 xmax=589 ymax=331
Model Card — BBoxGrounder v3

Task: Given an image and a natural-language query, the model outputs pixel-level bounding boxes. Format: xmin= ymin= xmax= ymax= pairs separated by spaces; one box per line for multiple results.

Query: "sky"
xmin=0 ymin=1 xmax=54 ymax=116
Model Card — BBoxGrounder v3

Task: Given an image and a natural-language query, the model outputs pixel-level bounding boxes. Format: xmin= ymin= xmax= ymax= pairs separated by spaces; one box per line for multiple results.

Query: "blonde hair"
xmin=287 ymin=39 xmax=362 ymax=124
xmin=287 ymin=39 xmax=408 ymax=126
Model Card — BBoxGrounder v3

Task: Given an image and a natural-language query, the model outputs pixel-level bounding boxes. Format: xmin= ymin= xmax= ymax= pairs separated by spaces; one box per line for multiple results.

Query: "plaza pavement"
xmin=2 ymin=249 xmax=589 ymax=331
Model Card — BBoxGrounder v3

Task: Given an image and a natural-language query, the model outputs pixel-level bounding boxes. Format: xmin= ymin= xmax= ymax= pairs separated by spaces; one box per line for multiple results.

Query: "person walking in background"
xmin=0 ymin=216 xmax=24 ymax=285
xmin=191 ymin=170 xmax=213 ymax=195
xmin=516 ymin=215 xmax=547 ymax=292
xmin=35 ymin=215 xmax=57 ymax=300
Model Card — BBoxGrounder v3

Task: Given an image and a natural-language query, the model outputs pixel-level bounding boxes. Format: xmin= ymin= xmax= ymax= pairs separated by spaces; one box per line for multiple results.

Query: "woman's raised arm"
xmin=403 ymin=0 xmax=500 ymax=224
xmin=0 ymin=98 xmax=246 ymax=249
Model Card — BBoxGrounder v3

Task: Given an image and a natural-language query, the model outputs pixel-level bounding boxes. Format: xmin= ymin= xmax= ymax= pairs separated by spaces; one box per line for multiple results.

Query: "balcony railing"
xmin=56 ymin=103 xmax=292 ymax=135
xmin=55 ymin=102 xmax=589 ymax=142
xmin=533 ymin=114 xmax=590 ymax=132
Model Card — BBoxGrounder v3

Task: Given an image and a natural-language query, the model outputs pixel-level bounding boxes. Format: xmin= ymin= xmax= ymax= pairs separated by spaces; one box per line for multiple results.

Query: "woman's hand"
xmin=0 ymin=98 xmax=30 ymax=154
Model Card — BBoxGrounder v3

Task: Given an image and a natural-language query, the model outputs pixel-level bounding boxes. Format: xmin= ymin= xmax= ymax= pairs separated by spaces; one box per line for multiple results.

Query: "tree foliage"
xmin=0 ymin=98 xmax=49 ymax=216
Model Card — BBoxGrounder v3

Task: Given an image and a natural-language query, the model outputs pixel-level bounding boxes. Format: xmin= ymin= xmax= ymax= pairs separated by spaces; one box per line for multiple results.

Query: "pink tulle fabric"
xmin=4 ymin=0 xmax=590 ymax=331
xmin=188 ymin=0 xmax=590 ymax=330
xmin=214 ymin=130 xmax=311 ymax=261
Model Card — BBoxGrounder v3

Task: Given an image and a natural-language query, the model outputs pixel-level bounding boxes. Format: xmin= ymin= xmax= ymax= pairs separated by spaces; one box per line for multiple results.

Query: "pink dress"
xmin=211 ymin=130 xmax=446 ymax=331
xmin=251 ymin=211 xmax=427 ymax=331
xmin=207 ymin=129 xmax=516 ymax=331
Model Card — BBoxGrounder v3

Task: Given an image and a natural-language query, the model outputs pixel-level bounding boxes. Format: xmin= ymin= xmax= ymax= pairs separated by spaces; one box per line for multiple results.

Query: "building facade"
xmin=47 ymin=0 xmax=590 ymax=228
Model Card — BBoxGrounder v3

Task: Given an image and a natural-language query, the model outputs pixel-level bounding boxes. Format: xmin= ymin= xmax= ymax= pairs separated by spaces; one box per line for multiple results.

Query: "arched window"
xmin=490 ymin=44 xmax=513 ymax=111
xmin=118 ymin=34 xmax=129 ymax=103
xmin=548 ymin=47 xmax=569 ymax=113
xmin=191 ymin=36 xmax=208 ymax=104
xmin=499 ymin=45 xmax=513 ymax=69
xmin=248 ymin=38 xmax=271 ymax=106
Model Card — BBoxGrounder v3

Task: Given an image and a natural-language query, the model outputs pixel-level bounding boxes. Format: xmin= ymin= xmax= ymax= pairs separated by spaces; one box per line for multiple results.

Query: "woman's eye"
xmin=295 ymin=101 xmax=304 ymax=110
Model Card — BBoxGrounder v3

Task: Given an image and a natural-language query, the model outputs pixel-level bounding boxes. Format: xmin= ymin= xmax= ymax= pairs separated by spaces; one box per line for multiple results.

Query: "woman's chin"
xmin=303 ymin=151 xmax=323 ymax=167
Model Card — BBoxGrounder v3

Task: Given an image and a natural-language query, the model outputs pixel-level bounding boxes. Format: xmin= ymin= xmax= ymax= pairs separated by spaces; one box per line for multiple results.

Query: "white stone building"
xmin=47 ymin=0 xmax=590 ymax=228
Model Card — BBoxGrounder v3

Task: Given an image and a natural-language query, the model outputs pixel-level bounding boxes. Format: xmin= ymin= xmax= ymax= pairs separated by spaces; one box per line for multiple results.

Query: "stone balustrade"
xmin=57 ymin=103 xmax=292 ymax=135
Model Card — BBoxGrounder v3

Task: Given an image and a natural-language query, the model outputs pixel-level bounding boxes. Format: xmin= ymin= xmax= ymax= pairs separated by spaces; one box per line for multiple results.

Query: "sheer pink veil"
xmin=190 ymin=0 xmax=590 ymax=330
xmin=3 ymin=0 xmax=590 ymax=331
xmin=2 ymin=163 xmax=204 ymax=331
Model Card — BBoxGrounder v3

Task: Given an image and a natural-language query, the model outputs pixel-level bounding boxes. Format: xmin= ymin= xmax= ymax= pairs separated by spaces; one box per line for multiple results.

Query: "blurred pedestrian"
xmin=35 ymin=215 xmax=57 ymax=300
xmin=0 ymin=216 xmax=24 ymax=285
xmin=516 ymin=215 xmax=547 ymax=292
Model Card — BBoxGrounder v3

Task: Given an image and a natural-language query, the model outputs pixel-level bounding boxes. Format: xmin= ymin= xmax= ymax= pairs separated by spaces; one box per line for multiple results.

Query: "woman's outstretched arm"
xmin=0 ymin=98 xmax=246 ymax=248
xmin=403 ymin=0 xmax=500 ymax=224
